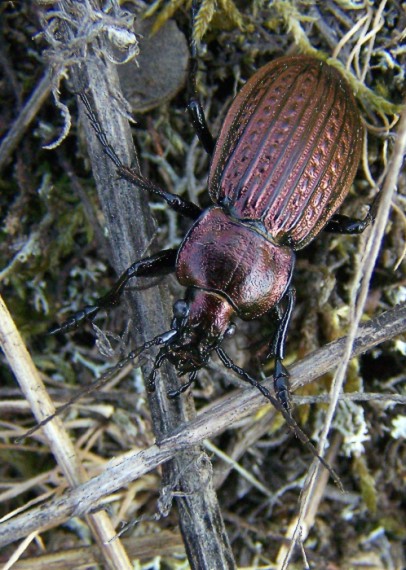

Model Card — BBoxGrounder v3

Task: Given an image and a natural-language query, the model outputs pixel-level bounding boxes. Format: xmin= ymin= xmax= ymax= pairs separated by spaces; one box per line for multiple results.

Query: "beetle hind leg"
xmin=79 ymin=92 xmax=202 ymax=220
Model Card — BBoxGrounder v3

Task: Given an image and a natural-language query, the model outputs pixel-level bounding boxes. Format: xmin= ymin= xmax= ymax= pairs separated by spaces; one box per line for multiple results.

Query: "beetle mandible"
xmin=52 ymin=54 xmax=373 ymax=413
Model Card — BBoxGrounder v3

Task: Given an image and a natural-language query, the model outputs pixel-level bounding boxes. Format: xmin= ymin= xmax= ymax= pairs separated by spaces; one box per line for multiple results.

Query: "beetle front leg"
xmin=267 ymin=287 xmax=296 ymax=413
xmin=187 ymin=0 xmax=216 ymax=155
xmin=50 ymin=249 xmax=178 ymax=335
xmin=167 ymin=370 xmax=198 ymax=398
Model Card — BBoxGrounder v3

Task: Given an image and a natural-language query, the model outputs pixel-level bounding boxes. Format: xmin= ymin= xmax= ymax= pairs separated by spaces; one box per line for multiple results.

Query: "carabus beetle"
xmin=52 ymin=55 xmax=373 ymax=412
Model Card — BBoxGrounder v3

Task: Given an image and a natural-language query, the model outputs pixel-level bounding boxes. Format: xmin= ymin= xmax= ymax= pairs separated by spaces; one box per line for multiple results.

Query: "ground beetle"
xmin=52 ymin=53 xmax=373 ymax=415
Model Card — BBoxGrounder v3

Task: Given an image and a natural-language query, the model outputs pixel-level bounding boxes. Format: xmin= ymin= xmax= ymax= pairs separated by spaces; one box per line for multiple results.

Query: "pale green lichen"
xmin=391 ymin=415 xmax=406 ymax=439
xmin=269 ymin=0 xmax=403 ymax=115
xmin=147 ymin=0 xmax=245 ymax=39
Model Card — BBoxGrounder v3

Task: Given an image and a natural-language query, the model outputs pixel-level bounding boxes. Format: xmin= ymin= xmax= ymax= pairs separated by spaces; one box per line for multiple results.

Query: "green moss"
xmin=353 ymin=455 xmax=378 ymax=514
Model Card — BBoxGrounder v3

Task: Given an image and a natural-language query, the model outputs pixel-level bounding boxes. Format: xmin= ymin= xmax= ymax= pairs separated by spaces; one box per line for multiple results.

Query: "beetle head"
xmin=147 ymin=288 xmax=236 ymax=390
xmin=169 ymin=288 xmax=235 ymax=371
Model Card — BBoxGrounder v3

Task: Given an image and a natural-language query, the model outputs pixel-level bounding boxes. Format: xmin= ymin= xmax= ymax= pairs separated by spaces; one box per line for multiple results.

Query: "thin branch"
xmin=0 ymin=70 xmax=52 ymax=172
xmin=0 ymin=294 xmax=132 ymax=570
xmin=40 ymin=1 xmax=236 ymax=567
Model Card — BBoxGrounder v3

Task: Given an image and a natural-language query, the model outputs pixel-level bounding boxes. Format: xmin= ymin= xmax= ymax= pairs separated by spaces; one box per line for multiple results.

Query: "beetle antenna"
xmin=215 ymin=347 xmax=343 ymax=490
xmin=16 ymin=329 xmax=177 ymax=443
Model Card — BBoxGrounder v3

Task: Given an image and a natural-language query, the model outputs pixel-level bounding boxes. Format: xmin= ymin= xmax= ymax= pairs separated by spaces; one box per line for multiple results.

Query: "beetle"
xmin=52 ymin=54 xmax=373 ymax=414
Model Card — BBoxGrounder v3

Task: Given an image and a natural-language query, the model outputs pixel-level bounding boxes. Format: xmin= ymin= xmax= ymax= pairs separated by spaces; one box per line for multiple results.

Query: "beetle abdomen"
xmin=208 ymin=55 xmax=363 ymax=249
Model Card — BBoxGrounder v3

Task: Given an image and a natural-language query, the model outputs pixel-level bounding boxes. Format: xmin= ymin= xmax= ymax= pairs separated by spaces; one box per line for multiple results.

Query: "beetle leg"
xmin=273 ymin=360 xmax=291 ymax=413
xmin=147 ymin=347 xmax=169 ymax=392
xmin=167 ymin=370 xmax=198 ymax=398
xmin=187 ymin=96 xmax=215 ymax=156
xmin=266 ymin=287 xmax=296 ymax=413
xmin=79 ymin=92 xmax=202 ymax=220
xmin=148 ymin=352 xmax=199 ymax=397
xmin=118 ymin=165 xmax=202 ymax=220
xmin=187 ymin=0 xmax=216 ymax=155
xmin=50 ymin=249 xmax=178 ymax=335
xmin=323 ymin=212 xmax=373 ymax=234
xmin=215 ymin=347 xmax=343 ymax=489
xmin=268 ymin=287 xmax=296 ymax=361
xmin=324 ymin=194 xmax=379 ymax=234
xmin=216 ymin=346 xmax=277 ymax=403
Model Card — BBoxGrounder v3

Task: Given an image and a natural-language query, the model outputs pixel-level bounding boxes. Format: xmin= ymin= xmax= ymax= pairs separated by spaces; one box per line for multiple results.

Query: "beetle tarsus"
xmin=147 ymin=344 xmax=173 ymax=393
xmin=147 ymin=370 xmax=157 ymax=393
xmin=273 ymin=359 xmax=291 ymax=414
xmin=79 ymin=92 xmax=123 ymax=169
xmin=49 ymin=305 xmax=100 ymax=335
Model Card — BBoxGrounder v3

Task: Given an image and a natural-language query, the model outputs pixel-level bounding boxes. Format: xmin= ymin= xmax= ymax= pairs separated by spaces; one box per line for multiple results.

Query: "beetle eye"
xmin=173 ymin=299 xmax=189 ymax=318
xmin=225 ymin=323 xmax=236 ymax=338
